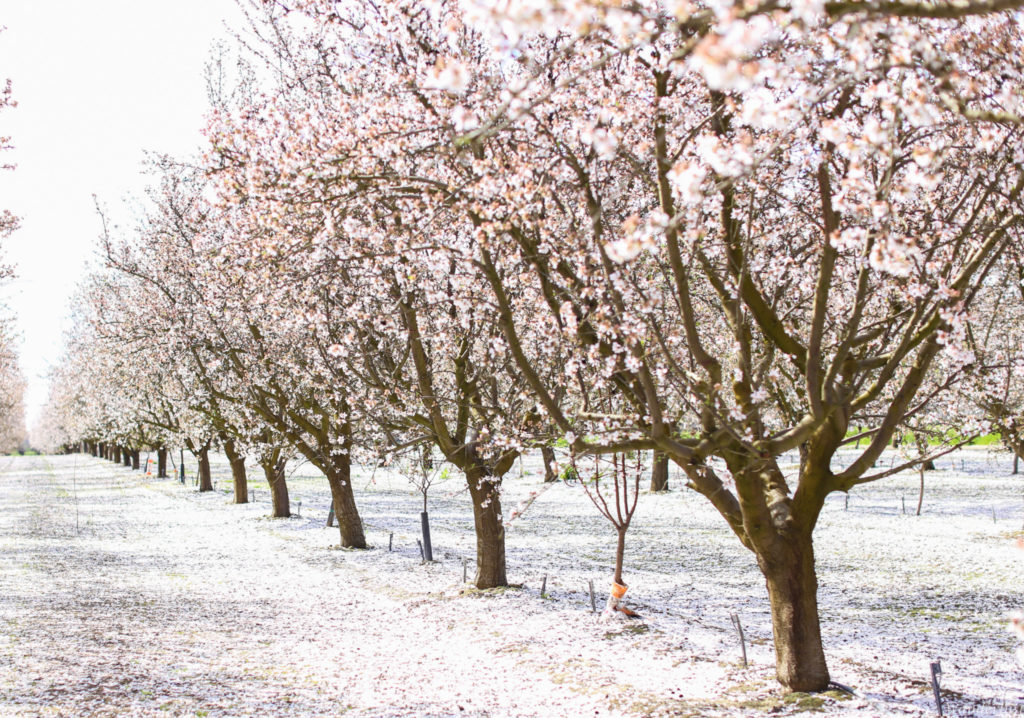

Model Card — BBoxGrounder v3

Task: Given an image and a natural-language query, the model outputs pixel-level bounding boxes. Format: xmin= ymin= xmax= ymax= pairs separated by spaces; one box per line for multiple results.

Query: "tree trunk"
xmin=323 ymin=452 xmax=366 ymax=548
xmin=913 ymin=433 xmax=935 ymax=471
xmin=223 ymin=439 xmax=248 ymax=504
xmin=261 ymin=454 xmax=290 ymax=517
xmin=123 ymin=448 xmax=132 ymax=468
xmin=650 ymin=451 xmax=669 ymax=492
xmin=197 ymin=446 xmax=213 ymax=492
xmin=916 ymin=467 xmax=925 ymax=516
xmin=613 ymin=527 xmax=626 ymax=585
xmin=541 ymin=446 xmax=557 ymax=483
xmin=157 ymin=448 xmax=168 ymax=478
xmin=113 ymin=446 xmax=122 ymax=464
xmin=760 ymin=536 xmax=830 ymax=692
xmin=466 ymin=466 xmax=507 ymax=588
xmin=131 ymin=450 xmax=140 ymax=470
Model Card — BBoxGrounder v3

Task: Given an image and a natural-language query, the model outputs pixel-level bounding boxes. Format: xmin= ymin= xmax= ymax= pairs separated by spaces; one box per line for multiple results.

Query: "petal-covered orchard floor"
xmin=0 ymin=451 xmax=1022 ymax=717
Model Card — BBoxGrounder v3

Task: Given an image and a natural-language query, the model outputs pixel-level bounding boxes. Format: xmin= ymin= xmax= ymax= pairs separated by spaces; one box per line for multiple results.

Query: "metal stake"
xmin=930 ymin=661 xmax=943 ymax=716
xmin=731 ymin=612 xmax=748 ymax=668
xmin=541 ymin=575 xmax=547 ymax=597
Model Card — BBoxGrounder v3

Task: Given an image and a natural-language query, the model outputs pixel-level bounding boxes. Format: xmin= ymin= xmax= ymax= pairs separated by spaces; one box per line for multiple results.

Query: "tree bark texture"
xmin=157 ymin=448 xmax=168 ymax=478
xmin=759 ymin=534 xmax=830 ymax=691
xmin=323 ymin=452 xmax=366 ymax=548
xmin=131 ymin=449 xmax=140 ymax=470
xmin=541 ymin=446 xmax=557 ymax=483
xmin=223 ymin=439 xmax=248 ymax=504
xmin=466 ymin=467 xmax=507 ymax=589
xmin=650 ymin=451 xmax=669 ymax=492
xmin=262 ymin=455 xmax=290 ymax=517
xmin=197 ymin=446 xmax=213 ymax=492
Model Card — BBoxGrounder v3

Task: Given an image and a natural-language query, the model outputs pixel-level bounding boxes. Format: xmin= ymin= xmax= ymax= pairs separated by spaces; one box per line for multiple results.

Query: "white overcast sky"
xmin=0 ymin=0 xmax=244 ymax=425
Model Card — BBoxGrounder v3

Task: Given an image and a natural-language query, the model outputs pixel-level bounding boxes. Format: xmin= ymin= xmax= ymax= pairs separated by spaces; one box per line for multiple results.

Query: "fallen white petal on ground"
xmin=0 ymin=450 xmax=1021 ymax=717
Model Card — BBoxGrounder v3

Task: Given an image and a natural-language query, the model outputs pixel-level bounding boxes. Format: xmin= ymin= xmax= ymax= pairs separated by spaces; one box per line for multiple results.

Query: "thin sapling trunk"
xmin=576 ymin=453 xmax=643 ymax=619
xmin=399 ymin=447 xmax=444 ymax=563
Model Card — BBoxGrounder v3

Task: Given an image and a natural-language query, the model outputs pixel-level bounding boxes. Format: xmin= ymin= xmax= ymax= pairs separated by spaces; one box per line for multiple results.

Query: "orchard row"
xmin=34 ymin=0 xmax=1024 ymax=693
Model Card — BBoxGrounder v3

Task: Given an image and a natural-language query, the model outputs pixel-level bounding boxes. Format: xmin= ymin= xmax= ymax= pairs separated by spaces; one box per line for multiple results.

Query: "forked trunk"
xmin=262 ymin=456 xmax=290 ymax=518
xmin=541 ymin=446 xmax=557 ymax=483
xmin=323 ymin=452 xmax=366 ymax=548
xmin=760 ymin=535 xmax=830 ymax=692
xmin=223 ymin=439 xmax=248 ymax=504
xmin=197 ymin=446 xmax=213 ymax=492
xmin=650 ymin=451 xmax=669 ymax=492
xmin=466 ymin=467 xmax=507 ymax=588
xmin=157 ymin=448 xmax=168 ymax=478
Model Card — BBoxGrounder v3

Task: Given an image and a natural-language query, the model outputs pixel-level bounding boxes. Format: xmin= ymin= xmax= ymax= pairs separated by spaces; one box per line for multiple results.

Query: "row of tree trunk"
xmin=541 ymin=446 xmax=671 ymax=491
xmin=84 ymin=441 xmax=170 ymax=478
xmin=83 ymin=439 xmax=297 ymax=519
xmin=84 ymin=437 xmax=673 ymax=592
